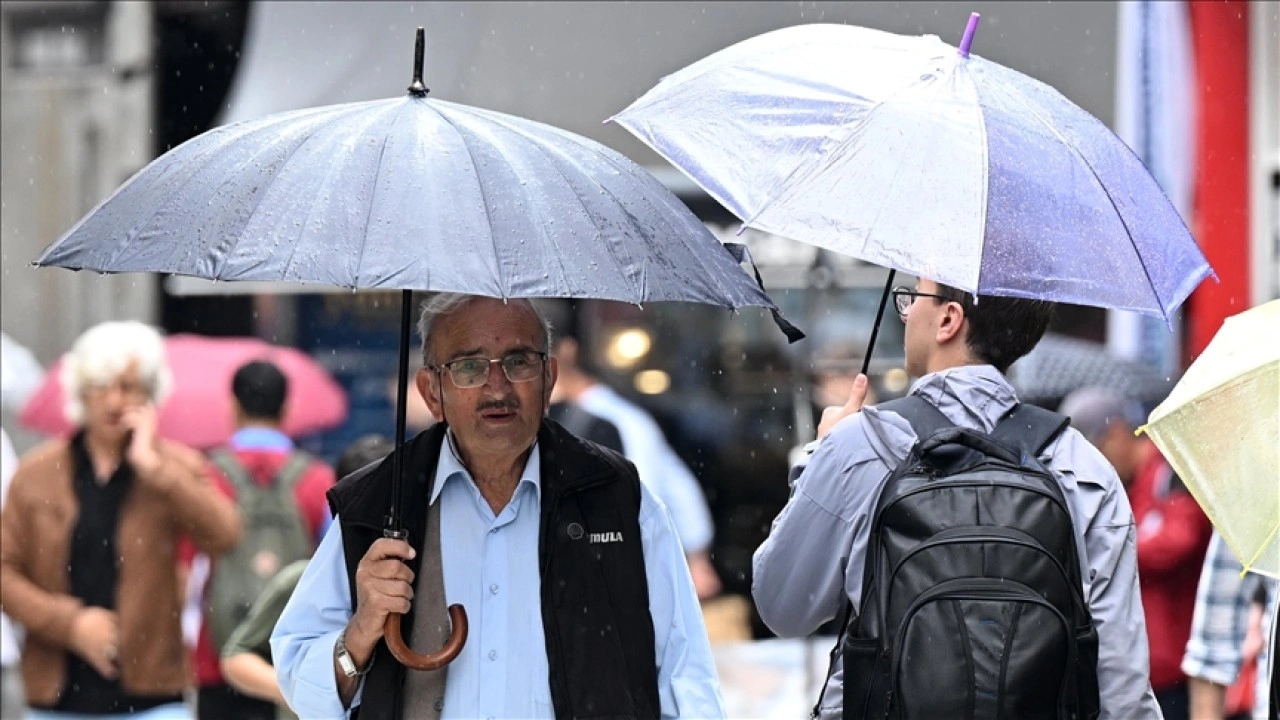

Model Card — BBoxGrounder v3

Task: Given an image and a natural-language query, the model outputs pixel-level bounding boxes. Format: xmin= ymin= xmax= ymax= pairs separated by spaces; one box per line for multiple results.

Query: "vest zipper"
xmin=541 ymin=474 xmax=612 ymax=718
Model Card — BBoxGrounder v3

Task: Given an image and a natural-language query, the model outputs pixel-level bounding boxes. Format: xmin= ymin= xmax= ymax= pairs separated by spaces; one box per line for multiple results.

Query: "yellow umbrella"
xmin=1140 ymin=299 xmax=1280 ymax=578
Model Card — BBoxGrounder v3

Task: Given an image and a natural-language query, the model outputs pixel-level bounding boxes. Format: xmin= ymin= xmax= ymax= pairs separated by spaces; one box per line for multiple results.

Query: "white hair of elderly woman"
xmin=416 ymin=293 xmax=553 ymax=365
xmin=60 ymin=320 xmax=172 ymax=424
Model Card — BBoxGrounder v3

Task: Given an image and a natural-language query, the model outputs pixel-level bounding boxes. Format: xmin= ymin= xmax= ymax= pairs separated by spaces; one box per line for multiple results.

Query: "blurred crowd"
xmin=0 ymin=313 xmax=1273 ymax=719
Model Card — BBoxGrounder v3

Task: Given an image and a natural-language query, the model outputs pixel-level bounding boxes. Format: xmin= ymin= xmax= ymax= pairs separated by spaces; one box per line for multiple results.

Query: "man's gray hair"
xmin=417 ymin=293 xmax=554 ymax=365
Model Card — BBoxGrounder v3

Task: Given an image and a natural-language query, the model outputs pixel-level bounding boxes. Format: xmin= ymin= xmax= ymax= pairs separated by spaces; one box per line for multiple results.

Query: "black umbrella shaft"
xmin=387 ymin=289 xmax=413 ymax=534
xmin=861 ymin=269 xmax=896 ymax=376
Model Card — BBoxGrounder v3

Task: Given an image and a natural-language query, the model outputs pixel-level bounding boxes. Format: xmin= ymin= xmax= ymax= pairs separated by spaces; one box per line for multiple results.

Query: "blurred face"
xmin=80 ymin=361 xmax=150 ymax=443
xmin=418 ymin=298 xmax=557 ymax=460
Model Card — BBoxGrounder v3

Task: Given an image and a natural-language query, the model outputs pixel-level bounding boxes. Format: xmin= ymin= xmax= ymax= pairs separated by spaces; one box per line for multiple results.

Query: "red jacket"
xmin=180 ymin=446 xmax=334 ymax=687
xmin=1128 ymin=442 xmax=1212 ymax=691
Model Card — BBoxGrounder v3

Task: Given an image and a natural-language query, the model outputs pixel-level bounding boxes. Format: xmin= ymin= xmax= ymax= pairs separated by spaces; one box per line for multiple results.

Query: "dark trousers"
xmin=1155 ymin=682 xmax=1189 ymax=720
xmin=197 ymin=683 xmax=276 ymax=720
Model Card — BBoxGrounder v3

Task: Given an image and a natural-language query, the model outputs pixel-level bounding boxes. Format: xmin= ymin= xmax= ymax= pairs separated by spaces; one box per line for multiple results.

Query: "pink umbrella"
xmin=19 ymin=334 xmax=348 ymax=449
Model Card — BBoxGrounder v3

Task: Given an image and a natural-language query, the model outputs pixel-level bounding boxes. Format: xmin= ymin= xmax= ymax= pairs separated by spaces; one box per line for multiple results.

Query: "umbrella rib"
xmin=432 ymin=106 xmax=507 ymax=298
xmin=454 ymin=107 xmax=647 ymax=302
xmin=993 ymin=80 xmax=1166 ymax=318
xmin=589 ymin=147 xmax=739 ymax=306
xmin=99 ymin=107 xmax=353 ymax=277
xmin=338 ymin=102 xmax=409 ymax=289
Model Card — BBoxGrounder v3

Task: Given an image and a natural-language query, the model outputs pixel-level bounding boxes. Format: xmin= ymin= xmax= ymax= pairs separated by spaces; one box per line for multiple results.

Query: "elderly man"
xmin=272 ymin=293 xmax=723 ymax=720
xmin=0 ymin=320 xmax=242 ymax=719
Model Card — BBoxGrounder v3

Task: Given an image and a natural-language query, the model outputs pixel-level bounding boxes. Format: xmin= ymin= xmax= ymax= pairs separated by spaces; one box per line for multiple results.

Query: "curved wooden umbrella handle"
xmin=382 ymin=604 xmax=468 ymax=671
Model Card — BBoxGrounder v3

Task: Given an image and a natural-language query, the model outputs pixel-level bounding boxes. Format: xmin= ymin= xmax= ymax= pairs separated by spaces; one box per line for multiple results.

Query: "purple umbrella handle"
xmin=958 ymin=12 xmax=981 ymax=58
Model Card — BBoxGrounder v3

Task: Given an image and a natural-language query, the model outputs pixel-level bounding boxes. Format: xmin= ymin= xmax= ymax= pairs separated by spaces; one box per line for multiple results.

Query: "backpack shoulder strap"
xmin=208 ymin=448 xmax=252 ymax=490
xmin=875 ymin=395 xmax=955 ymax=444
xmin=275 ymin=450 xmax=314 ymax=489
xmin=991 ymin=403 xmax=1071 ymax=458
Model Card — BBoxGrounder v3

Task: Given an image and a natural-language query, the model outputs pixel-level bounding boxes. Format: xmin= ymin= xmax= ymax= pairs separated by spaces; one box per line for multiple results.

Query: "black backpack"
xmin=838 ymin=396 xmax=1100 ymax=720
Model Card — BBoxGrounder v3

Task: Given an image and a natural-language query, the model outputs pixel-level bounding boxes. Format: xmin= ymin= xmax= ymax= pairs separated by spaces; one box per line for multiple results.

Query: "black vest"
xmin=327 ymin=420 xmax=660 ymax=720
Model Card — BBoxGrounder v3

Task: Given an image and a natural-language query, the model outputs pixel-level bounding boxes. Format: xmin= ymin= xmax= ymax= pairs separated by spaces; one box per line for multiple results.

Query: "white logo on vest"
xmin=589 ymin=531 xmax=624 ymax=544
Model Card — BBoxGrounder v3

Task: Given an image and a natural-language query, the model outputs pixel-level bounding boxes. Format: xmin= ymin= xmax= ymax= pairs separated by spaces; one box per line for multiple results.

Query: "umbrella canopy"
xmin=35 ymin=84 xmax=773 ymax=313
xmin=1007 ymin=333 xmax=1173 ymax=409
xmin=30 ymin=28 xmax=794 ymax=672
xmin=1 ymin=332 xmax=44 ymax=414
xmin=1140 ymin=300 xmax=1279 ymax=579
xmin=19 ymin=334 xmax=347 ymax=450
xmin=610 ymin=21 xmax=1213 ymax=322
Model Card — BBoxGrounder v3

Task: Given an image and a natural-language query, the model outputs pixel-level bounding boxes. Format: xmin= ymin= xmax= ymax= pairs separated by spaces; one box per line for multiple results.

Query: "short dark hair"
xmin=231 ymin=360 xmax=288 ymax=420
xmin=335 ymin=434 xmax=394 ymax=479
xmin=537 ymin=299 xmax=600 ymax=377
xmin=931 ymin=284 xmax=1055 ymax=373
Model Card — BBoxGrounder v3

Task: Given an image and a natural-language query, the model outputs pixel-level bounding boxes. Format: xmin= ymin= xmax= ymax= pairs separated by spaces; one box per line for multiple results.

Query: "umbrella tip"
xmin=958 ymin=12 xmax=981 ymax=58
xmin=408 ymin=27 xmax=430 ymax=97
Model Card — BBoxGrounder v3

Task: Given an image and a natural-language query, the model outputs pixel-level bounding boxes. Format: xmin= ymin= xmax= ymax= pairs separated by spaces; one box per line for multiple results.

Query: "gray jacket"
xmin=752 ymin=364 xmax=1162 ymax=719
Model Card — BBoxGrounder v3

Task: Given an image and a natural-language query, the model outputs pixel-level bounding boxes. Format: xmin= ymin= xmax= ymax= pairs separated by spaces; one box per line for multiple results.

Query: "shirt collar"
xmin=230 ymin=426 xmax=294 ymax=452
xmin=430 ymin=429 xmax=541 ymax=506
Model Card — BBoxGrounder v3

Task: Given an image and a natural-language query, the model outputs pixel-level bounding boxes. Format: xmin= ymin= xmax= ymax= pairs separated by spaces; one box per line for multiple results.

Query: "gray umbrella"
xmin=33 ymin=29 xmax=797 ymax=673
xmin=1007 ymin=333 xmax=1174 ymax=408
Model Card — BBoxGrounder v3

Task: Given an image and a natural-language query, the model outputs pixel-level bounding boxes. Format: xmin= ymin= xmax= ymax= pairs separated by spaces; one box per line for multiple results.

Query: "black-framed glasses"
xmin=431 ymin=350 xmax=547 ymax=389
xmin=891 ymin=286 xmax=949 ymax=319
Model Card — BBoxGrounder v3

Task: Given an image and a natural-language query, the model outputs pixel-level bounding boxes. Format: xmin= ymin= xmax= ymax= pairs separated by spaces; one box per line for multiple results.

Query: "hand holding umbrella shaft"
xmin=347 ymin=539 xmax=416 ymax=666
xmin=817 ymin=374 xmax=869 ymax=440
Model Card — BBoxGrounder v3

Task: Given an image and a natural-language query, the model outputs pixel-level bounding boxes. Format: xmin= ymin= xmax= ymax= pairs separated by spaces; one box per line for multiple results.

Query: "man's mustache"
xmin=477 ymin=398 xmax=520 ymax=412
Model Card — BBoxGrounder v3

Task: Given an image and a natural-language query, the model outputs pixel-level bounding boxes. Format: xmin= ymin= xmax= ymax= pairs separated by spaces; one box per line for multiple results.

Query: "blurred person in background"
xmin=1061 ymin=385 xmax=1214 ymax=720
xmin=2 ymin=426 xmax=24 ymax=719
xmin=386 ymin=358 xmax=438 ymax=440
xmin=541 ymin=300 xmax=721 ymax=600
xmin=0 ymin=321 xmax=242 ymax=719
xmin=1182 ymin=530 xmax=1275 ymax=720
xmin=185 ymin=360 xmax=336 ymax=720
xmin=219 ymin=435 xmax=394 ymax=720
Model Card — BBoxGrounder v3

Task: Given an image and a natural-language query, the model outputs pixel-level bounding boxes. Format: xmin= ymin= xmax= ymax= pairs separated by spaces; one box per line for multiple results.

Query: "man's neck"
xmin=452 ymin=434 xmax=533 ymax=515
xmin=555 ymin=372 xmax=597 ymax=402
xmin=922 ymin=349 xmax=986 ymax=377
xmin=83 ymin=430 xmax=125 ymax=482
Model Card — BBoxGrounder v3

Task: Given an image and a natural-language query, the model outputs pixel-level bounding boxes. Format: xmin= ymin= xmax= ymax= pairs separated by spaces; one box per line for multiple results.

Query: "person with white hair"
xmin=0 ymin=320 xmax=242 ymax=719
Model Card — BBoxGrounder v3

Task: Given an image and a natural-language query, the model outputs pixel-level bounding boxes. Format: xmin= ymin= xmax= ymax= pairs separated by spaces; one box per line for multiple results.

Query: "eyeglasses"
xmin=431 ymin=350 xmax=546 ymax=389
xmin=891 ymin=286 xmax=950 ymax=319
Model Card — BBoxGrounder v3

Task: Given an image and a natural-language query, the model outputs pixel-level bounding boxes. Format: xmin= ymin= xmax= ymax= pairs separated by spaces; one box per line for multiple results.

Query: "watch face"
xmin=339 ymin=652 xmax=357 ymax=677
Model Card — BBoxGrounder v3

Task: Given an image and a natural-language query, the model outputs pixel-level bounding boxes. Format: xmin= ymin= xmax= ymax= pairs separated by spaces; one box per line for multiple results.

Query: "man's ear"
xmin=417 ymin=367 xmax=444 ymax=422
xmin=543 ymin=356 xmax=560 ymax=411
xmin=935 ymin=301 xmax=967 ymax=345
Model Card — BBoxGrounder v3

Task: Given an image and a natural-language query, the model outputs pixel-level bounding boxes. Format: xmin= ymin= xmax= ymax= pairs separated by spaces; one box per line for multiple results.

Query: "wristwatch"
xmin=335 ymin=629 xmax=373 ymax=678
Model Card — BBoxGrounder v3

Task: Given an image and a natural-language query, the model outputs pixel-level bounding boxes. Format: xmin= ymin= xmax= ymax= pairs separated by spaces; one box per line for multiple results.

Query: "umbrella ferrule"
xmin=408 ymin=27 xmax=430 ymax=97
xmin=958 ymin=12 xmax=981 ymax=58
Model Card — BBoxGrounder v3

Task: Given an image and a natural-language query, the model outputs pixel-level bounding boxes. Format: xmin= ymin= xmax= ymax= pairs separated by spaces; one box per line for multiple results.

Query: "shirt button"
xmin=489 ymin=649 xmax=498 ymax=661
xmin=489 ymin=583 xmax=499 ymax=595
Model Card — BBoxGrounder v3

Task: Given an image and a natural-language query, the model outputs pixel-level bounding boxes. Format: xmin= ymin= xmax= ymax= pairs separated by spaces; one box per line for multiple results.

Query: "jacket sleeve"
xmin=141 ymin=443 xmax=242 ymax=556
xmin=752 ymin=418 xmax=879 ymax=638
xmin=1070 ymin=460 xmax=1164 ymax=720
xmin=1136 ymin=488 xmax=1212 ymax=576
xmin=0 ymin=461 xmax=84 ymax=649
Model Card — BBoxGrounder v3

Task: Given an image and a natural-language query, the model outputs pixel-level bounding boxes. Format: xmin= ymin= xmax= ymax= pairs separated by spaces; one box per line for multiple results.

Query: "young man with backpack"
xmin=185 ymin=360 xmax=336 ymax=720
xmin=753 ymin=278 xmax=1162 ymax=719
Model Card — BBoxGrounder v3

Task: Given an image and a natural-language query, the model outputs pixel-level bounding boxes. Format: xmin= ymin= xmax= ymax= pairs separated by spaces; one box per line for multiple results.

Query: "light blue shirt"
xmin=272 ymin=433 xmax=725 ymax=719
xmin=577 ymin=384 xmax=715 ymax=554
